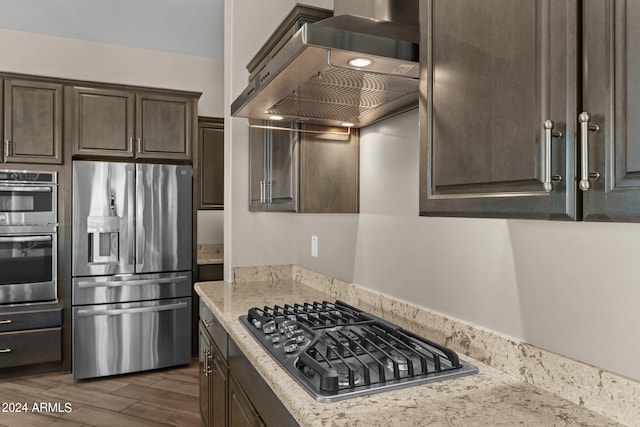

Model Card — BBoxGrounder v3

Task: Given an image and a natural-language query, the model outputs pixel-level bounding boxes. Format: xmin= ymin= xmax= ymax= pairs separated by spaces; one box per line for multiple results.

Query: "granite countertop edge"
xmin=195 ymin=280 xmax=624 ymax=427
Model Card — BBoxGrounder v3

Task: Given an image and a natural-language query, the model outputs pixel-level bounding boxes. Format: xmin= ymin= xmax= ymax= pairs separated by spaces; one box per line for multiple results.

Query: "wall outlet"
xmin=311 ymin=235 xmax=318 ymax=257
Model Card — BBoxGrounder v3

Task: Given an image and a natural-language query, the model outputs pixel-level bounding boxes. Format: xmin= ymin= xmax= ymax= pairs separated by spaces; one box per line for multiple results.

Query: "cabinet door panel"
xmin=136 ymin=94 xmax=192 ymax=160
xmin=420 ymin=0 xmax=578 ymax=219
xmin=4 ymin=79 xmax=62 ymax=164
xmin=300 ymin=125 xmax=359 ymax=213
xmin=228 ymin=375 xmax=263 ymax=427
xmin=268 ymin=125 xmax=298 ymax=212
xmin=583 ymin=0 xmax=640 ymax=221
xmin=249 ymin=125 xmax=268 ymax=211
xmin=199 ymin=325 xmax=212 ymax=427
xmin=73 ymin=87 xmax=134 ymax=157
xmin=199 ymin=118 xmax=224 ymax=209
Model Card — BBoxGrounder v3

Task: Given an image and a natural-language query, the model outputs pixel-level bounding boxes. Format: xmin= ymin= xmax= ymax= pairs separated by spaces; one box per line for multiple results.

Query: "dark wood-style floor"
xmin=0 ymin=359 xmax=201 ymax=427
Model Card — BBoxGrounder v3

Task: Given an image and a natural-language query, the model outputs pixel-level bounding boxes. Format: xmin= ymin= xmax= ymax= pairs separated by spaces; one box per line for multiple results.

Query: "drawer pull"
xmin=0 ymin=320 xmax=12 ymax=324
xmin=0 ymin=348 xmax=12 ymax=353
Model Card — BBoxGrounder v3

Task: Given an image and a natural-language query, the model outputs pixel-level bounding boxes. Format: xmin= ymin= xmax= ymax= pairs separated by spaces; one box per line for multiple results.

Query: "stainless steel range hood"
xmin=231 ymin=0 xmax=419 ymax=128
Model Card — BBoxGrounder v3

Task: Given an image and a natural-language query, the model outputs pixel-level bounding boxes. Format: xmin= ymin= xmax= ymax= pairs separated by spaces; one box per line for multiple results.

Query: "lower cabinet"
xmin=228 ymin=375 xmax=264 ymax=427
xmin=200 ymin=321 xmax=227 ymax=427
xmin=0 ymin=306 xmax=62 ymax=377
xmin=199 ymin=301 xmax=298 ymax=427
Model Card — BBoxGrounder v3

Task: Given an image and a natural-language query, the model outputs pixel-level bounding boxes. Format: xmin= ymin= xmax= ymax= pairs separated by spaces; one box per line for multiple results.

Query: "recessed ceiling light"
xmin=348 ymin=58 xmax=373 ymax=68
xmin=268 ymin=115 xmax=284 ymax=121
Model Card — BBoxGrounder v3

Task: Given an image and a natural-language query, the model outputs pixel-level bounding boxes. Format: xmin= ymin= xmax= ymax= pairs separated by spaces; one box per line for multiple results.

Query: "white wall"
xmin=225 ymin=1 xmax=640 ymax=381
xmin=223 ymin=0 xmax=333 ymax=277
xmin=0 ymin=28 xmax=224 ymax=117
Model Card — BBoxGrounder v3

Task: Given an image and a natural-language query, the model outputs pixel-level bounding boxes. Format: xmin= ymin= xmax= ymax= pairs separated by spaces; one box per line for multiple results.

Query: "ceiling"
xmin=0 ymin=0 xmax=224 ymax=59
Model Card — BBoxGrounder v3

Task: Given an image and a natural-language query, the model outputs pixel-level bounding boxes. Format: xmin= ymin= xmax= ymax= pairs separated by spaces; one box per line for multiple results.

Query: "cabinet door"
xmin=199 ymin=118 xmax=224 ymax=209
xmin=582 ymin=1 xmax=640 ymax=221
xmin=211 ymin=346 xmax=228 ymax=427
xmin=299 ymin=125 xmax=359 ymax=213
xmin=228 ymin=374 xmax=264 ymax=427
xmin=4 ymin=79 xmax=63 ymax=164
xmin=268 ymin=124 xmax=298 ymax=212
xmin=136 ymin=93 xmax=193 ymax=161
xmin=419 ymin=0 xmax=578 ymax=219
xmin=249 ymin=125 xmax=268 ymax=211
xmin=72 ymin=87 xmax=135 ymax=157
xmin=199 ymin=324 xmax=212 ymax=427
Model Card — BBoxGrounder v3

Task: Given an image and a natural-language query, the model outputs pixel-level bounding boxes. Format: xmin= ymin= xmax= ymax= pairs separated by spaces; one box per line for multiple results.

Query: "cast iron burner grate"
xmin=239 ymin=300 xmax=478 ymax=402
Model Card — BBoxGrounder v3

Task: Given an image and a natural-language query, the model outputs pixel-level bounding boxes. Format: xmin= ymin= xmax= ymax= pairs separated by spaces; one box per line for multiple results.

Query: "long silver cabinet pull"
xmin=0 ymin=320 xmax=12 ymax=324
xmin=543 ymin=120 xmax=563 ymax=192
xmin=0 ymin=348 xmax=12 ymax=353
xmin=260 ymin=180 xmax=265 ymax=203
xmin=4 ymin=140 xmax=9 ymax=159
xmin=76 ymin=301 xmax=188 ymax=317
xmin=578 ymin=112 xmax=601 ymax=191
xmin=202 ymin=349 xmax=209 ymax=376
xmin=77 ymin=275 xmax=189 ymax=289
xmin=128 ymin=137 xmax=134 ymax=153
xmin=0 ymin=235 xmax=52 ymax=243
xmin=137 ymin=138 xmax=142 ymax=153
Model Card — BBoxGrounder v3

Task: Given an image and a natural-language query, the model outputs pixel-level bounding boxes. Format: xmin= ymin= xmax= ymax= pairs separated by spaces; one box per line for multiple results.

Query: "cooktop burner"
xmin=239 ymin=300 xmax=478 ymax=402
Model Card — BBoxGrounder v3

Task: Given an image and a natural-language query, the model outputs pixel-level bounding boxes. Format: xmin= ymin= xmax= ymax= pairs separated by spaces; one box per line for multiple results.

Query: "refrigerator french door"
xmin=72 ymin=161 xmax=192 ymax=379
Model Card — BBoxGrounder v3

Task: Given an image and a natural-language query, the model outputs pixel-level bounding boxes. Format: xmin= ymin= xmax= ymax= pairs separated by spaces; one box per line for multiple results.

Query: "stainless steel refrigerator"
xmin=71 ymin=161 xmax=192 ymax=379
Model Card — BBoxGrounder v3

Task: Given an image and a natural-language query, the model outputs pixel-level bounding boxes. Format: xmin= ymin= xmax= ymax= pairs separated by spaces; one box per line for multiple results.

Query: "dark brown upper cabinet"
xmin=3 ymin=79 xmax=63 ymax=164
xmin=71 ymin=85 xmax=197 ymax=161
xmin=71 ymin=86 xmax=135 ymax=158
xmin=249 ymin=122 xmax=359 ymax=213
xmin=420 ymin=1 xmax=640 ymax=222
xmin=198 ymin=117 xmax=224 ymax=209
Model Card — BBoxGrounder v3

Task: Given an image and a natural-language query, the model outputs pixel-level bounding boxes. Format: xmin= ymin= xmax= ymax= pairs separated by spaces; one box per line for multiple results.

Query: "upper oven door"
xmin=0 ymin=183 xmax=57 ymax=226
xmin=0 ymin=232 xmax=57 ymax=304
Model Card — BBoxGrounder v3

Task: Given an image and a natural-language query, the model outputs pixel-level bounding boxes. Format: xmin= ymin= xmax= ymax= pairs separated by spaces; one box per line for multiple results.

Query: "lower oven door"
xmin=0 ymin=233 xmax=57 ymax=304
xmin=72 ymin=297 xmax=192 ymax=379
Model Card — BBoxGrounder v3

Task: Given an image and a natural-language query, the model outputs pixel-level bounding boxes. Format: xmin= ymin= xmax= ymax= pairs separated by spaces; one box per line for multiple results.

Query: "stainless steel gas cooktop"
xmin=239 ymin=300 xmax=478 ymax=402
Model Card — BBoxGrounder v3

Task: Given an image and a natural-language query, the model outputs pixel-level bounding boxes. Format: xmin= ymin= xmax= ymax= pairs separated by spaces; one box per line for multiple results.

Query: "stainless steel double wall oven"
xmin=0 ymin=170 xmax=58 ymax=305
xmin=72 ymin=161 xmax=192 ymax=379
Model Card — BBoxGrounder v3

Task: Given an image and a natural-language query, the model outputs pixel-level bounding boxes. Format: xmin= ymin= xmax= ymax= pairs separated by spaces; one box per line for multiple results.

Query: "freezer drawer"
xmin=72 ymin=271 xmax=192 ymax=305
xmin=72 ymin=297 xmax=191 ymax=379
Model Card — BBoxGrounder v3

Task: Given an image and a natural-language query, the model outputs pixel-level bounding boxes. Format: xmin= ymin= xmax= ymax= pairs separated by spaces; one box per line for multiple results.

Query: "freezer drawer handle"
xmin=0 ymin=348 xmax=12 ymax=353
xmin=0 ymin=235 xmax=52 ymax=243
xmin=76 ymin=275 xmax=189 ymax=289
xmin=76 ymin=301 xmax=188 ymax=317
xmin=0 ymin=185 xmax=53 ymax=192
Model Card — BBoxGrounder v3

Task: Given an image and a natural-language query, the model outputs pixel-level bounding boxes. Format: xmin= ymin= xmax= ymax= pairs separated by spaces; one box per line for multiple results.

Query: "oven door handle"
xmin=76 ymin=301 xmax=188 ymax=317
xmin=0 ymin=185 xmax=53 ymax=192
xmin=76 ymin=275 xmax=189 ymax=289
xmin=0 ymin=235 xmax=52 ymax=243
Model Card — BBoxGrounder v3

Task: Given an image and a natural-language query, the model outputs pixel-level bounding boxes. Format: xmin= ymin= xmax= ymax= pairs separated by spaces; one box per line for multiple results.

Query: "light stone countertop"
xmin=195 ymin=279 xmax=622 ymax=427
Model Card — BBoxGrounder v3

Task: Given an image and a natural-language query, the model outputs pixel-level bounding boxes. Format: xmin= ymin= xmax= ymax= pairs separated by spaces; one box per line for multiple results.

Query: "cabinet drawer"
xmin=0 ymin=308 xmax=62 ymax=333
xmin=199 ymin=300 xmax=228 ymax=359
xmin=0 ymin=328 xmax=62 ymax=368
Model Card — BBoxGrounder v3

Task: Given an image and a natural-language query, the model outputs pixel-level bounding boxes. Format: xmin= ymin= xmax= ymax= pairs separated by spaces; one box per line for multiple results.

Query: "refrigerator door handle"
xmin=127 ymin=165 xmax=136 ymax=267
xmin=76 ymin=275 xmax=190 ymax=289
xmin=76 ymin=301 xmax=188 ymax=317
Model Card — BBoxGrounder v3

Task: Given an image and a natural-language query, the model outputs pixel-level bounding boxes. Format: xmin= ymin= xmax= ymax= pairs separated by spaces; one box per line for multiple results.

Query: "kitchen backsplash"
xmin=233 ymin=264 xmax=640 ymax=427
